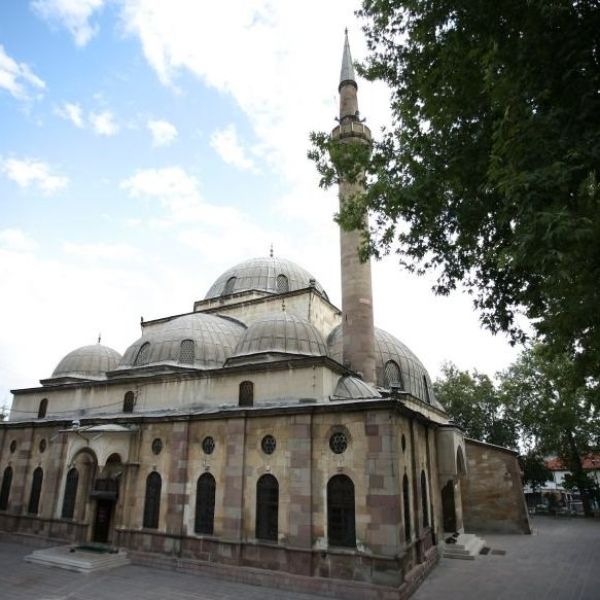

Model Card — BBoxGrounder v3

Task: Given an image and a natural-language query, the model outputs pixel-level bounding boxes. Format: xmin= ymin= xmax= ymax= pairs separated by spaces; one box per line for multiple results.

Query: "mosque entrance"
xmin=90 ymin=453 xmax=122 ymax=544
xmin=92 ymin=499 xmax=113 ymax=543
xmin=441 ymin=480 xmax=457 ymax=532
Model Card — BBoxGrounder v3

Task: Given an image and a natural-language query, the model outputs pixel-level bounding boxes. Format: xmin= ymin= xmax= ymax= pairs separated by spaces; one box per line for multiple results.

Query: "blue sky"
xmin=0 ymin=0 xmax=520 ymax=409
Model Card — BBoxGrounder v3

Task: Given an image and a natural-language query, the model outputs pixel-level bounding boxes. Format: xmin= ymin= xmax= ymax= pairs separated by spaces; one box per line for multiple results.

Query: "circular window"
xmin=202 ymin=436 xmax=215 ymax=455
xmin=151 ymin=438 xmax=163 ymax=455
xmin=329 ymin=431 xmax=348 ymax=454
xmin=39 ymin=439 xmax=47 ymax=453
xmin=261 ymin=435 xmax=276 ymax=455
xmin=401 ymin=434 xmax=407 ymax=452
xmin=9 ymin=440 xmax=17 ymax=454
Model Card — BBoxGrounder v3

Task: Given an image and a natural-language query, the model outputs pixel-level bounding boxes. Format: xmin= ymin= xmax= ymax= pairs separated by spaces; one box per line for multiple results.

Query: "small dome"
xmin=231 ymin=313 xmax=328 ymax=360
xmin=205 ymin=256 xmax=327 ymax=299
xmin=332 ymin=376 xmax=381 ymax=400
xmin=52 ymin=344 xmax=121 ymax=380
xmin=119 ymin=313 xmax=245 ymax=370
xmin=327 ymin=325 xmax=444 ymax=411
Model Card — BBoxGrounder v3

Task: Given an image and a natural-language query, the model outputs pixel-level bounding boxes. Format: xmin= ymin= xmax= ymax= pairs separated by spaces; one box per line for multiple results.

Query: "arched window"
xmin=239 ymin=381 xmax=254 ymax=407
xmin=195 ymin=473 xmax=216 ymax=535
xmin=134 ymin=342 xmax=151 ymax=366
xmin=421 ymin=470 xmax=429 ymax=528
xmin=28 ymin=467 xmax=43 ymax=515
xmin=179 ymin=339 xmax=195 ymax=364
xmin=123 ymin=391 xmax=135 ymax=413
xmin=327 ymin=474 xmax=356 ymax=547
xmin=38 ymin=398 xmax=48 ymax=419
xmin=384 ymin=360 xmax=403 ymax=388
xmin=0 ymin=466 xmax=13 ymax=511
xmin=423 ymin=375 xmax=431 ymax=403
xmin=256 ymin=474 xmax=278 ymax=541
xmin=276 ymin=274 xmax=289 ymax=293
xmin=403 ymin=474 xmax=411 ymax=542
xmin=222 ymin=276 xmax=237 ymax=296
xmin=143 ymin=472 xmax=161 ymax=529
xmin=61 ymin=468 xmax=79 ymax=519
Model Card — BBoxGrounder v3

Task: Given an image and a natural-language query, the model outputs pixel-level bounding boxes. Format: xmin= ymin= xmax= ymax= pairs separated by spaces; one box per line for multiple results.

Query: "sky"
xmin=0 ymin=0 xmax=521 ymax=409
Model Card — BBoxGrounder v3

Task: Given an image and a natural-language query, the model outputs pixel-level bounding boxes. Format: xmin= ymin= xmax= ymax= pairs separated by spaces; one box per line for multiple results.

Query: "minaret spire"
xmin=332 ymin=31 xmax=376 ymax=384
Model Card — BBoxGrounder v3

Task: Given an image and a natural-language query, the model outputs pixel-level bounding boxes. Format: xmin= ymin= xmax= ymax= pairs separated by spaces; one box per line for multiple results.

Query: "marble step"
xmin=442 ymin=533 xmax=486 ymax=560
xmin=25 ymin=545 xmax=130 ymax=573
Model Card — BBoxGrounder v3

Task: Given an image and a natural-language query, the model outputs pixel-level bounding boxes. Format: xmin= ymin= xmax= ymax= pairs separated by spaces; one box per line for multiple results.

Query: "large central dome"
xmin=205 ymin=256 xmax=327 ymax=299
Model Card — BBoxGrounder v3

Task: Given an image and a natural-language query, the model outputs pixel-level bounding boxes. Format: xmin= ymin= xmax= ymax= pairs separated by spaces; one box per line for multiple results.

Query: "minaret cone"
xmin=332 ymin=31 xmax=376 ymax=384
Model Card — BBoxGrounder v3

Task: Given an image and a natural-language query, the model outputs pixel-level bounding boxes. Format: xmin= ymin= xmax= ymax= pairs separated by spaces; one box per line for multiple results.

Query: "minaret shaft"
xmin=333 ymin=32 xmax=376 ymax=384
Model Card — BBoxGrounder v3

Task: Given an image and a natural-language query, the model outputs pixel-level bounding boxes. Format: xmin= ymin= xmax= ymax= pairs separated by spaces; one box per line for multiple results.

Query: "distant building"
xmin=0 ymin=33 xmax=530 ymax=600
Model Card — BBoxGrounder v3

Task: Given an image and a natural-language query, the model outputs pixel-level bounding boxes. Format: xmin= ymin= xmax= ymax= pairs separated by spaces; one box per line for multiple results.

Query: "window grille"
xmin=401 ymin=433 xmax=406 ymax=452
xmin=123 ymin=391 xmax=135 ymax=413
xmin=261 ymin=434 xmax=276 ymax=455
xmin=276 ymin=274 xmax=289 ymax=293
xmin=239 ymin=381 xmax=254 ymax=407
xmin=179 ymin=339 xmax=195 ymax=364
xmin=143 ymin=472 xmax=161 ymax=529
xmin=28 ymin=467 xmax=43 ymax=515
xmin=151 ymin=438 xmax=163 ymax=455
xmin=9 ymin=440 xmax=16 ymax=454
xmin=134 ymin=342 xmax=151 ymax=366
xmin=202 ymin=436 xmax=215 ymax=455
xmin=327 ymin=475 xmax=356 ymax=547
xmin=38 ymin=398 xmax=48 ymax=419
xmin=421 ymin=470 xmax=429 ymax=528
xmin=39 ymin=439 xmax=46 ymax=453
xmin=0 ymin=466 xmax=13 ymax=511
xmin=329 ymin=431 xmax=348 ymax=454
xmin=403 ymin=474 xmax=411 ymax=542
xmin=222 ymin=276 xmax=237 ymax=296
xmin=256 ymin=474 xmax=278 ymax=541
xmin=61 ymin=468 xmax=79 ymax=519
xmin=195 ymin=473 xmax=216 ymax=535
xmin=384 ymin=360 xmax=402 ymax=389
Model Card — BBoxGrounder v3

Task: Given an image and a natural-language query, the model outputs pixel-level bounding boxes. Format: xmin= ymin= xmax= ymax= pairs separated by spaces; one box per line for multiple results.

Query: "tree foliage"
xmin=310 ymin=0 xmax=600 ymax=385
xmin=519 ymin=451 xmax=553 ymax=493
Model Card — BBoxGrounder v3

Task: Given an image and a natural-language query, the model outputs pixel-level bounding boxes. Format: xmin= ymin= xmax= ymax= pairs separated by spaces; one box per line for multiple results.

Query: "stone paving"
xmin=0 ymin=516 xmax=598 ymax=600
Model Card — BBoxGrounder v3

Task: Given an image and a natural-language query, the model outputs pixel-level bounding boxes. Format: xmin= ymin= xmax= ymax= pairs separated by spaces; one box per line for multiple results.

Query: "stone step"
xmin=25 ymin=545 xmax=130 ymax=573
xmin=442 ymin=533 xmax=486 ymax=560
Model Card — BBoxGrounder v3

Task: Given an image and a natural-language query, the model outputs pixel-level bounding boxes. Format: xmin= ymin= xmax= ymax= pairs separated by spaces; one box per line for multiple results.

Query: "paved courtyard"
xmin=0 ymin=517 xmax=598 ymax=600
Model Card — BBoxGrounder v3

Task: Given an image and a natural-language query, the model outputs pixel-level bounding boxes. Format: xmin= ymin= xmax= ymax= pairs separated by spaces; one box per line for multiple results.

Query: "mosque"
xmin=0 ymin=34 xmax=530 ymax=599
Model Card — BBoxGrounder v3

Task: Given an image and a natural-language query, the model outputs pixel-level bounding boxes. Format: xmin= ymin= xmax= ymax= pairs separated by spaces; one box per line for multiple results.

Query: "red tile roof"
xmin=545 ymin=454 xmax=600 ymax=471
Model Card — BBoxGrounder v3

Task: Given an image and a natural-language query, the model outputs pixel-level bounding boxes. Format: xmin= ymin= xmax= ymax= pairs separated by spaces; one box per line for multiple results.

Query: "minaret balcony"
xmin=331 ymin=121 xmax=372 ymax=143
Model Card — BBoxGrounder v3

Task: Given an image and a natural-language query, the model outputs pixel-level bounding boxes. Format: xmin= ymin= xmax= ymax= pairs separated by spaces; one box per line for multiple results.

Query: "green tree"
xmin=433 ymin=362 xmax=518 ymax=448
xmin=498 ymin=345 xmax=600 ymax=516
xmin=310 ymin=1 xmax=600 ymax=385
xmin=519 ymin=451 xmax=552 ymax=493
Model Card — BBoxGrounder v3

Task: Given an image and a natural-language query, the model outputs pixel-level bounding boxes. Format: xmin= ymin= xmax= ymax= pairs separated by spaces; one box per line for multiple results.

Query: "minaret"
xmin=332 ymin=30 xmax=376 ymax=384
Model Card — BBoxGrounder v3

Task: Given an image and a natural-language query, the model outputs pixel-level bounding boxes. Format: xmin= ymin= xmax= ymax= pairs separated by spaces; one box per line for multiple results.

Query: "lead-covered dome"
xmin=51 ymin=343 xmax=121 ymax=381
xmin=118 ymin=313 xmax=246 ymax=370
xmin=230 ymin=312 xmax=328 ymax=361
xmin=332 ymin=376 xmax=381 ymax=400
xmin=327 ymin=325 xmax=444 ymax=411
xmin=205 ymin=256 xmax=328 ymax=299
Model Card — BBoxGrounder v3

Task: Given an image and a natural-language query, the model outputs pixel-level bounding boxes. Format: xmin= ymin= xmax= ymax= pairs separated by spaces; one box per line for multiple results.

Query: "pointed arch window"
xmin=38 ymin=398 xmax=48 ymax=419
xmin=384 ymin=360 xmax=403 ymax=389
xmin=123 ymin=391 xmax=135 ymax=413
xmin=0 ymin=466 xmax=13 ymax=511
xmin=403 ymin=474 xmax=411 ymax=542
xmin=28 ymin=467 xmax=43 ymax=515
xmin=239 ymin=381 xmax=254 ymax=407
xmin=143 ymin=472 xmax=161 ymax=529
xmin=256 ymin=474 xmax=278 ymax=541
xmin=276 ymin=274 xmax=289 ymax=293
xmin=135 ymin=342 xmax=151 ymax=366
xmin=179 ymin=339 xmax=195 ymax=364
xmin=423 ymin=375 xmax=431 ymax=403
xmin=421 ymin=470 xmax=429 ymax=528
xmin=223 ymin=276 xmax=237 ymax=296
xmin=61 ymin=468 xmax=79 ymax=519
xmin=195 ymin=473 xmax=216 ymax=535
xmin=327 ymin=474 xmax=356 ymax=547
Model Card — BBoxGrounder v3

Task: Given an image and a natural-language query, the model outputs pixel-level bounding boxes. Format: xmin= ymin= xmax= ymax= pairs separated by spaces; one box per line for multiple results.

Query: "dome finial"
xmin=97 ymin=333 xmax=101 ymax=344
xmin=269 ymin=243 xmax=274 ymax=258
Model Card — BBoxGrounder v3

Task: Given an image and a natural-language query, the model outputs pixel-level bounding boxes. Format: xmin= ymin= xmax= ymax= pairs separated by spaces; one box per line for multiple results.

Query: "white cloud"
xmin=0 ymin=229 xmax=38 ymax=253
xmin=56 ymin=101 xmax=84 ymax=127
xmin=210 ymin=124 xmax=256 ymax=172
xmin=1 ymin=157 xmax=69 ymax=194
xmin=147 ymin=119 xmax=177 ymax=147
xmin=90 ymin=110 xmax=119 ymax=136
xmin=63 ymin=241 xmax=141 ymax=261
xmin=0 ymin=44 xmax=45 ymax=100
xmin=31 ymin=0 xmax=106 ymax=47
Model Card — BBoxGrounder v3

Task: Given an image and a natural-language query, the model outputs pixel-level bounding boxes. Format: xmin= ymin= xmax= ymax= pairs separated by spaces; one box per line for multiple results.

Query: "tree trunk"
xmin=565 ymin=429 xmax=592 ymax=517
